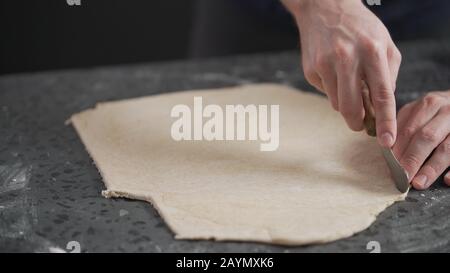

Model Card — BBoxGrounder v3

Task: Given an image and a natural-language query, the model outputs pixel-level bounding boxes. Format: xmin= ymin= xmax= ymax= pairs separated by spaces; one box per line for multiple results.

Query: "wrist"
xmin=281 ymin=0 xmax=312 ymax=18
xmin=282 ymin=0 xmax=366 ymax=20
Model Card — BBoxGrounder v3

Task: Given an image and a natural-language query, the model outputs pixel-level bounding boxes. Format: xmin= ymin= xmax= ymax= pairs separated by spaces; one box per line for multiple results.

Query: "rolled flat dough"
xmin=71 ymin=84 xmax=406 ymax=245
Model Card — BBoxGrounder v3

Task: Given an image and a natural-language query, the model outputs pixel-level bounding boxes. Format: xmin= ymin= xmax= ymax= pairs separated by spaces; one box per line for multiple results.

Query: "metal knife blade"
xmin=381 ymin=148 xmax=410 ymax=193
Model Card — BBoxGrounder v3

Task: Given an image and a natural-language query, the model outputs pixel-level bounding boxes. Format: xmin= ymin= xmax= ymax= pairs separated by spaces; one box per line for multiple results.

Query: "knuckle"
xmin=400 ymin=126 xmax=416 ymax=139
xmin=421 ymin=93 xmax=442 ymax=108
xmin=313 ymin=53 xmax=330 ymax=72
xmin=373 ymin=88 xmax=394 ymax=104
xmin=303 ymin=66 xmax=316 ymax=82
xmin=422 ymin=165 xmax=438 ymax=178
xmin=438 ymin=141 xmax=450 ymax=155
xmin=362 ymin=38 xmax=384 ymax=56
xmin=418 ymin=127 xmax=441 ymax=143
xmin=334 ymin=43 xmax=353 ymax=65
xmin=388 ymin=45 xmax=402 ymax=62
xmin=440 ymin=105 xmax=450 ymax=115
xmin=402 ymin=154 xmax=420 ymax=170
xmin=378 ymin=118 xmax=396 ymax=128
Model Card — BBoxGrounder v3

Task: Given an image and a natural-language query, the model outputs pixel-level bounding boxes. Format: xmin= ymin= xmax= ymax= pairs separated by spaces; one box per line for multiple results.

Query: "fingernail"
xmin=413 ymin=175 xmax=427 ymax=189
xmin=380 ymin=133 xmax=394 ymax=147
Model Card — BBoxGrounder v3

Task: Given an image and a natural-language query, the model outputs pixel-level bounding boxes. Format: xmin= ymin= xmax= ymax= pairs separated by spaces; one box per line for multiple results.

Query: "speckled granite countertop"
xmin=1 ymin=39 xmax=450 ymax=253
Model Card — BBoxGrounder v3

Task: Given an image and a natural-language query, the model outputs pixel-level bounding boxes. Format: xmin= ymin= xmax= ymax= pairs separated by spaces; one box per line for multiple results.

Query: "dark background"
xmin=0 ymin=0 xmax=298 ymax=75
xmin=0 ymin=0 xmax=197 ymax=74
xmin=1 ymin=0 xmax=450 ymax=75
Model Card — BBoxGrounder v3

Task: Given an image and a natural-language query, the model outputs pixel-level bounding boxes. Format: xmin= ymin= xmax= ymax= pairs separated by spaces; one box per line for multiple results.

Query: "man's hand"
xmin=282 ymin=0 xmax=402 ymax=148
xmin=393 ymin=91 xmax=450 ymax=190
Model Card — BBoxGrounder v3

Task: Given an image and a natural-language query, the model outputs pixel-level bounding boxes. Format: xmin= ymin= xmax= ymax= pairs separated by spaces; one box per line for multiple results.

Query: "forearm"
xmin=280 ymin=0 xmax=308 ymax=18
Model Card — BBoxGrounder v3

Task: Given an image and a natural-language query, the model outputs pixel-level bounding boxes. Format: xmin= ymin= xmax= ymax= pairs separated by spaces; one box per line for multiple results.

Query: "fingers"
xmin=304 ymin=69 xmax=324 ymax=92
xmin=396 ymin=103 xmax=415 ymax=133
xmin=302 ymin=54 xmax=324 ymax=93
xmin=400 ymin=109 xmax=450 ymax=182
xmin=364 ymin=48 xmax=397 ymax=148
xmin=303 ymin=40 xmax=401 ymax=137
xmin=412 ymin=135 xmax=450 ymax=190
xmin=395 ymin=94 xmax=443 ymax=159
xmin=314 ymin=55 xmax=339 ymax=111
xmin=387 ymin=45 xmax=402 ymax=91
xmin=445 ymin=170 xmax=450 ymax=186
xmin=336 ymin=59 xmax=364 ymax=131
xmin=303 ymin=52 xmax=339 ymax=111
xmin=392 ymin=103 xmax=414 ymax=158
xmin=320 ymin=72 xmax=339 ymax=111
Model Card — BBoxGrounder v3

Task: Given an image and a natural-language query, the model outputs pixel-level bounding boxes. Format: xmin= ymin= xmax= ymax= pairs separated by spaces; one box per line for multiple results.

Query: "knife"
xmin=361 ymin=81 xmax=410 ymax=193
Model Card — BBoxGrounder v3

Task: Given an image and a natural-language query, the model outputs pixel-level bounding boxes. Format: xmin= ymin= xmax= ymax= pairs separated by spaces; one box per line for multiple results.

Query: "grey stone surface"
xmin=0 ymin=39 xmax=450 ymax=253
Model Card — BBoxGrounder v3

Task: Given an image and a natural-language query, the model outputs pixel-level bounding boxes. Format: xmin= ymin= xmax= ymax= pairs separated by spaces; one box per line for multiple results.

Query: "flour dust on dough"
xmin=70 ymin=84 xmax=406 ymax=245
